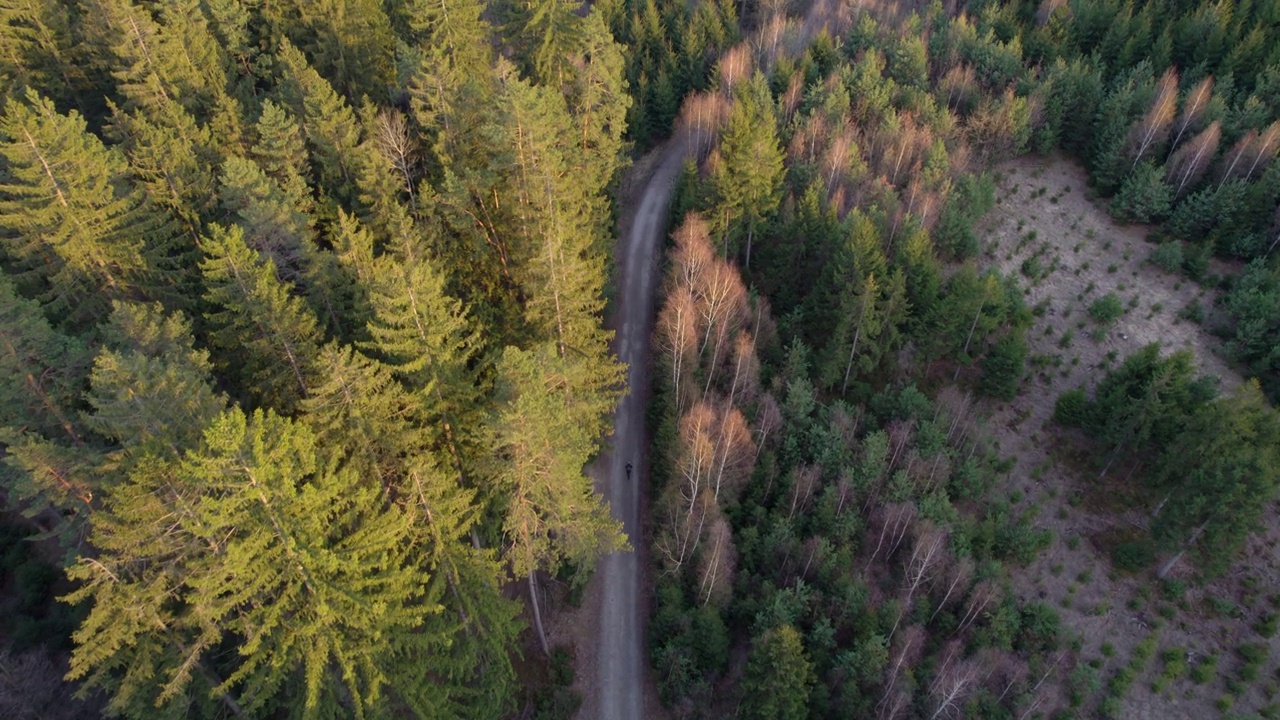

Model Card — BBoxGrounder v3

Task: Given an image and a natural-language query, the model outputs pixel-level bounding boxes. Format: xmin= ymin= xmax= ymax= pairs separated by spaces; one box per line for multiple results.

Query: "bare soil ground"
xmin=976 ymin=154 xmax=1280 ymax=718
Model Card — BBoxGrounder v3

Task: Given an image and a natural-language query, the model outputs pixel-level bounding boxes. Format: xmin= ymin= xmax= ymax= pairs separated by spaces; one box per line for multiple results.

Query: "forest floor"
xmin=976 ymin=153 xmax=1280 ymax=718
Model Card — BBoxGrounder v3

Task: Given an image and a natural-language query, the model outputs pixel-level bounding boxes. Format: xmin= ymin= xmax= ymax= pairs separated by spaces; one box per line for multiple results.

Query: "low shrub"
xmin=1089 ymin=293 xmax=1124 ymax=324
xmin=1054 ymin=389 xmax=1090 ymax=427
xmin=1150 ymin=242 xmax=1184 ymax=273
xmin=1112 ymin=540 xmax=1156 ymax=572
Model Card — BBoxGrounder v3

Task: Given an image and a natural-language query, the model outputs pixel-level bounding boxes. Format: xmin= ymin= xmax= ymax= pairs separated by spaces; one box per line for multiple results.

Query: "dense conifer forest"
xmin=1 ymin=0 xmax=1279 ymax=718
xmin=641 ymin=0 xmax=1280 ymax=717
xmin=0 ymin=0 xmax=648 ymax=715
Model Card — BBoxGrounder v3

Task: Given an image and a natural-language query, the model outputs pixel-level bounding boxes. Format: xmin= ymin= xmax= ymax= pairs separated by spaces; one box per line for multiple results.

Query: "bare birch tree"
xmin=1169 ymin=74 xmax=1214 ymax=151
xmin=656 ymin=286 xmax=699 ymax=413
xmin=864 ymin=501 xmax=918 ymax=569
xmin=939 ymin=64 xmax=978 ymax=115
xmin=956 ymin=578 xmax=1001 ymax=633
xmin=671 ymin=213 xmax=715 ymax=292
xmin=1126 ymin=68 xmax=1179 ymax=170
xmin=1241 ymin=120 xmax=1280 ymax=182
xmin=889 ymin=523 xmax=949 ymax=638
xmin=372 ymin=108 xmax=418 ymax=203
xmin=658 ymin=402 xmax=717 ymax=571
xmin=716 ymin=43 xmax=753 ymax=96
xmin=753 ymin=392 xmax=783 ymax=465
xmin=1165 ymin=120 xmax=1220 ymax=197
xmin=787 ymin=463 xmax=822 ymax=520
xmin=696 ymin=259 xmax=749 ymax=395
xmin=1219 ymin=121 xmax=1280 ymax=187
xmin=929 ymin=556 xmax=974 ymax=622
xmin=678 ymin=92 xmax=732 ymax=158
xmin=711 ymin=401 xmax=756 ymax=504
xmin=697 ymin=514 xmax=736 ymax=608
xmin=928 ymin=642 xmax=982 ymax=719
xmin=878 ymin=625 xmax=925 ymax=719
xmin=788 ymin=113 xmax=829 ymax=166
xmin=727 ymin=331 xmax=761 ymax=408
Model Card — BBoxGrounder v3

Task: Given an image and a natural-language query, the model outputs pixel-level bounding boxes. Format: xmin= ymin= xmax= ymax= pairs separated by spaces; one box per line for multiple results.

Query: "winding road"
xmin=596 ymin=140 xmax=689 ymax=720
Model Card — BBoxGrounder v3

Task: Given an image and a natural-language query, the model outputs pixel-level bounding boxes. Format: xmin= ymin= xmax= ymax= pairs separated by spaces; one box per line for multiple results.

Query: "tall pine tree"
xmin=200 ymin=223 xmax=322 ymax=414
xmin=0 ymin=89 xmax=175 ymax=325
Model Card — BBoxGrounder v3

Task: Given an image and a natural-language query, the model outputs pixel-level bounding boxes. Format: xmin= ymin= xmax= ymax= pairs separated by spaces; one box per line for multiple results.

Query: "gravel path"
xmin=591 ymin=141 xmax=688 ymax=720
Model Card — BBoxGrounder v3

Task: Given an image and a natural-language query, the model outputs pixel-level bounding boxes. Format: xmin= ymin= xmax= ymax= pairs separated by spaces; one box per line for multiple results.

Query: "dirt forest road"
xmin=593 ymin=140 xmax=688 ymax=720
xmin=588 ymin=5 xmax=840 ymax=716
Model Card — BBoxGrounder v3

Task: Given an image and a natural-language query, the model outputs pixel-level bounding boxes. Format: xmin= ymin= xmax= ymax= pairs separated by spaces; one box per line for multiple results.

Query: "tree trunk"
xmin=1157 ymin=518 xmax=1212 ymax=579
xmin=1156 ymin=550 xmax=1186 ymax=581
xmin=928 ymin=575 xmax=961 ymax=623
xmin=529 ymin=572 xmax=550 ymax=657
xmin=200 ymin=661 xmax=250 ymax=720
xmin=1096 ymin=445 xmax=1122 ymax=481
xmin=1151 ymin=495 xmax=1169 ymax=519
xmin=842 ymin=325 xmax=862 ymax=394
xmin=954 ymin=302 xmax=985 ymax=381
xmin=1016 ymin=652 xmax=1065 ymax=720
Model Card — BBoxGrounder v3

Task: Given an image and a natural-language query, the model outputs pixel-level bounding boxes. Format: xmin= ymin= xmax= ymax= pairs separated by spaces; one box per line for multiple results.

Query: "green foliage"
xmin=711 ymin=73 xmax=784 ymax=268
xmin=1256 ymin=613 xmax=1278 ymax=639
xmin=86 ymin=301 xmax=227 ymax=458
xmin=1017 ymin=603 xmax=1062 ymax=653
xmin=934 ymin=174 xmax=995 ymax=261
xmin=1110 ymin=161 xmax=1173 ymax=223
xmin=64 ymin=407 xmax=436 ymax=718
xmin=1238 ymin=642 xmax=1268 ymax=667
xmin=1157 ymin=646 xmax=1187 ymax=684
xmin=0 ymin=89 xmax=175 ymax=325
xmin=1150 ymin=381 xmax=1280 ymax=575
xmin=981 ymin=332 xmax=1028 ymax=400
xmin=1191 ymin=655 xmax=1218 ymax=684
xmin=1178 ymin=300 xmax=1205 ymax=324
xmin=1084 ymin=344 xmax=1216 ymax=463
xmin=740 ymin=625 xmax=814 ymax=720
xmin=490 ymin=344 xmax=624 ymax=579
xmin=1112 ymin=539 xmax=1156 ymax=572
xmin=1069 ymin=661 xmax=1102 ymax=706
xmin=1225 ymin=261 xmax=1280 ymax=401
xmin=1088 ymin=293 xmax=1124 ymax=324
xmin=604 ymin=0 xmax=736 ymax=145
xmin=1150 ymin=242 xmax=1184 ymax=273
xmin=4 ymin=0 xmax=1276 ymax=715
xmin=0 ymin=519 xmax=82 ymax=654
xmin=200 ymin=223 xmax=322 ymax=414
xmin=533 ymin=646 xmax=582 ymax=720
xmin=0 ymin=2 xmax=653 ymax=715
xmin=0 ymin=271 xmax=90 ymax=440
xmin=1054 ymin=388 xmax=1091 ymax=427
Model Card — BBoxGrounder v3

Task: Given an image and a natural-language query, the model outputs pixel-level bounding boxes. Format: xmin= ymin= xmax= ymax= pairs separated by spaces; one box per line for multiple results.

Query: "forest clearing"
xmin=977 ymin=154 xmax=1280 ymax=719
xmin=985 ymin=154 xmax=1238 ymax=398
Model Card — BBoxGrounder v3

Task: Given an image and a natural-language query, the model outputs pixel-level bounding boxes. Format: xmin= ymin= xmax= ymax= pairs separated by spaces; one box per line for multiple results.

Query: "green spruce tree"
xmin=0 ymin=89 xmax=174 ymax=325
xmin=200 ymin=224 xmax=322 ymax=414
xmin=711 ymin=73 xmax=783 ymax=267
xmin=740 ymin=625 xmax=815 ymax=720
xmin=488 ymin=343 xmax=625 ymax=654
